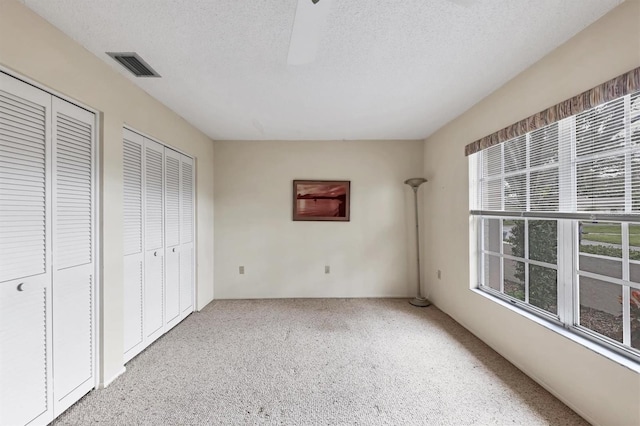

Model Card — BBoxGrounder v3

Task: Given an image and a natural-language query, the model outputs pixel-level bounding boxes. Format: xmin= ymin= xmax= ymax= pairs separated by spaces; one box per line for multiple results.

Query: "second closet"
xmin=122 ymin=128 xmax=194 ymax=362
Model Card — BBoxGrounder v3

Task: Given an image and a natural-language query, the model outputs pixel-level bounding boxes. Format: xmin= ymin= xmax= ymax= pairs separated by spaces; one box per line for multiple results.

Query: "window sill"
xmin=470 ymin=288 xmax=640 ymax=374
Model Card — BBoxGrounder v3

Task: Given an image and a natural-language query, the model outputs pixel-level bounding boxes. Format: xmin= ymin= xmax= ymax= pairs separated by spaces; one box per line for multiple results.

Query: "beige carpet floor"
xmin=53 ymin=299 xmax=587 ymax=425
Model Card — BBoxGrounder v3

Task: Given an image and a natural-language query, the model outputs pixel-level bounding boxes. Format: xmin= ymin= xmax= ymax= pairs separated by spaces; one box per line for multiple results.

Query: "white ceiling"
xmin=23 ymin=0 xmax=622 ymax=141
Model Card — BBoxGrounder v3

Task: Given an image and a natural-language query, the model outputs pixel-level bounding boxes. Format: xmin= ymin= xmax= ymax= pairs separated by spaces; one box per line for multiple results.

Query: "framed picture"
xmin=293 ymin=180 xmax=350 ymax=221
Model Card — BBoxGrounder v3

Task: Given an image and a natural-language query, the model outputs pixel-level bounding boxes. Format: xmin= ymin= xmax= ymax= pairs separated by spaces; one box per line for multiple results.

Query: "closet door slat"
xmin=0 ymin=85 xmax=47 ymax=284
xmin=181 ymin=158 xmax=194 ymax=244
xmin=53 ymin=104 xmax=93 ymax=270
xmin=145 ymin=144 xmax=163 ymax=251
xmin=123 ymin=137 xmax=143 ymax=256
xmin=165 ymin=151 xmax=180 ymax=248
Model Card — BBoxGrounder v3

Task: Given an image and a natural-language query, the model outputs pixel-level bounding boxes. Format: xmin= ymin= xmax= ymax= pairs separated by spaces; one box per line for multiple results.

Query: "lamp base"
xmin=409 ymin=297 xmax=431 ymax=307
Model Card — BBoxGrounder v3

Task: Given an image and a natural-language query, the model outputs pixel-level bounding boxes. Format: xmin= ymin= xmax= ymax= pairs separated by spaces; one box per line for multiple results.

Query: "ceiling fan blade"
xmin=287 ymin=0 xmax=334 ymax=66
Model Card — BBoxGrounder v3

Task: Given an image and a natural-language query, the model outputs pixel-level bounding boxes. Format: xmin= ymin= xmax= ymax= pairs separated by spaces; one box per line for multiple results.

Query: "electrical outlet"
xmin=325 ymin=265 xmax=330 ymax=274
xmin=239 ymin=266 xmax=245 ymax=275
xmin=437 ymin=269 xmax=441 ymax=279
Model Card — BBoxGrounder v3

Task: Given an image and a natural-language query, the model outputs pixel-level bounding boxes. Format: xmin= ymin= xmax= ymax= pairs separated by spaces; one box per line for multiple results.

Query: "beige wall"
xmin=214 ymin=139 xmax=424 ymax=299
xmin=3 ymin=0 xmax=639 ymax=422
xmin=0 ymin=0 xmax=215 ymax=385
xmin=423 ymin=1 xmax=640 ymax=425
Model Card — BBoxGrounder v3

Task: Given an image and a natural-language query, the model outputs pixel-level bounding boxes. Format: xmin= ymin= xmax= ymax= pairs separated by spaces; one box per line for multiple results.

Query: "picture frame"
xmin=292 ymin=180 xmax=350 ymax=221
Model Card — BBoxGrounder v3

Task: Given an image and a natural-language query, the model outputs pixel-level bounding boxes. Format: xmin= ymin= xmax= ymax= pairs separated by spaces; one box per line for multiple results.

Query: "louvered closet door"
xmin=51 ymin=98 xmax=95 ymax=416
xmin=0 ymin=73 xmax=53 ymax=426
xmin=144 ymin=138 xmax=164 ymax=342
xmin=164 ymin=148 xmax=181 ymax=330
xmin=179 ymin=154 xmax=194 ymax=318
xmin=123 ymin=129 xmax=144 ymax=361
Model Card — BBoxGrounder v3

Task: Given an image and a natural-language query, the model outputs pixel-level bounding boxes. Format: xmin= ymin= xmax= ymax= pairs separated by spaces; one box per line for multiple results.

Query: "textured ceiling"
xmin=23 ymin=0 xmax=622 ymax=141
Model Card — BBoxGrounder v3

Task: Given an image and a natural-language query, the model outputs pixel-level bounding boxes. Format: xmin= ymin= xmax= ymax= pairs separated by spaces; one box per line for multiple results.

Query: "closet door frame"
xmin=0 ymin=68 xmax=100 ymax=407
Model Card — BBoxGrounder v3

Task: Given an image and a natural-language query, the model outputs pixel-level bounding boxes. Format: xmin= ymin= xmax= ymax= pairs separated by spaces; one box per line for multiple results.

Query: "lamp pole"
xmin=404 ymin=178 xmax=431 ymax=307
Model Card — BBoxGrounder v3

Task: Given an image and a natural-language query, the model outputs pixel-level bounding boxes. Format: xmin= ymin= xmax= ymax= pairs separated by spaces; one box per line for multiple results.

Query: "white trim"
xmin=622 ymin=222 xmax=632 ymax=346
xmin=499 ymin=220 xmax=504 ymax=292
xmin=99 ymin=367 xmax=126 ymax=389
xmin=472 ymin=288 xmax=640 ymax=372
xmin=500 ymin=143 xmax=505 ymax=211
xmin=578 ymin=270 xmax=640 ymax=291
xmin=525 ymin=132 xmax=531 ymax=212
xmin=123 ymin=125 xmax=194 ymax=160
xmin=92 ymin=105 xmax=101 ymax=392
xmin=557 ymin=220 xmax=573 ymax=324
xmin=479 ymin=284 xmax=562 ymax=323
xmin=0 ymin=67 xmax=98 ymax=115
xmin=192 ymin=157 xmax=198 ymax=309
xmin=0 ymin=64 xmax=102 ymax=393
xmin=579 ymin=251 xmax=623 ymax=262
xmin=471 ymin=210 xmax=640 ymax=221
xmin=622 ymin=285 xmax=632 ymax=347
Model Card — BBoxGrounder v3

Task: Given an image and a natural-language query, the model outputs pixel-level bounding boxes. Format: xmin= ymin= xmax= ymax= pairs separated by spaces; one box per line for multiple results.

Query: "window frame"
xmin=470 ymin=92 xmax=640 ymax=362
xmin=474 ymin=213 xmax=639 ymax=361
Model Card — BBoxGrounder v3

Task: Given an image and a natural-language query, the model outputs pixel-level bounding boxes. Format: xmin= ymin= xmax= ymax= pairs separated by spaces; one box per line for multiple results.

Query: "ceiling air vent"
xmin=106 ymin=52 xmax=161 ymax=77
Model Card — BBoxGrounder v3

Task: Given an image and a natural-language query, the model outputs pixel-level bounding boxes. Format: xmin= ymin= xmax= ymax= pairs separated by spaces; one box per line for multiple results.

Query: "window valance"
xmin=464 ymin=67 xmax=640 ymax=156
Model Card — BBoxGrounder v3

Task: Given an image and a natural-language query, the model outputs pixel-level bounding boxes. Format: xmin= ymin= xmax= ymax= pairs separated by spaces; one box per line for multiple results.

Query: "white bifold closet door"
xmin=0 ymin=72 xmax=96 ymax=426
xmin=164 ymin=148 xmax=181 ymax=330
xmin=0 ymin=72 xmax=53 ymax=426
xmin=179 ymin=154 xmax=194 ymax=319
xmin=122 ymin=129 xmax=194 ymax=363
xmin=166 ymin=149 xmax=195 ymax=327
xmin=51 ymin=97 xmax=96 ymax=416
xmin=143 ymin=139 xmax=165 ymax=343
xmin=123 ymin=129 xmax=144 ymax=359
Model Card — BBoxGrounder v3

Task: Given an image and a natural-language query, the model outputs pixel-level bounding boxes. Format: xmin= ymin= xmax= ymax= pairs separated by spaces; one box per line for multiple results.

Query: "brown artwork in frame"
xmin=293 ymin=180 xmax=350 ymax=221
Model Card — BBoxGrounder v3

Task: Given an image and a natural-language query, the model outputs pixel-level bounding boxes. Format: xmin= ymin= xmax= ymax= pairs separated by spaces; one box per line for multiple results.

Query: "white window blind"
xmin=475 ymin=92 xmax=640 ymax=218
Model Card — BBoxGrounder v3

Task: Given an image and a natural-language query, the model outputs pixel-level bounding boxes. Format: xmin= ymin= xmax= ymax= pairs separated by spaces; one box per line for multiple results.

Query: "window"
xmin=470 ymin=91 xmax=640 ymax=360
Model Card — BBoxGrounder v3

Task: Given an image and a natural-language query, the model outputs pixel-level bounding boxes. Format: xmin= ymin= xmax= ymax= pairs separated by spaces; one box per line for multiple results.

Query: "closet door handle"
xmin=17 ymin=283 xmax=24 ymax=292
xmin=154 ymin=251 xmax=157 ymax=256
xmin=172 ymin=248 xmax=175 ymax=253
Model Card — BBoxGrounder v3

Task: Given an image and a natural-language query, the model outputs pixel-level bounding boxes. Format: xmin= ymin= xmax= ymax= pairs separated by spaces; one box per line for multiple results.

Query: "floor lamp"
xmin=404 ymin=178 xmax=431 ymax=307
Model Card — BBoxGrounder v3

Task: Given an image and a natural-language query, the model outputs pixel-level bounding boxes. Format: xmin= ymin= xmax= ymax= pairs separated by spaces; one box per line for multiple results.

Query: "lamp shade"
xmin=404 ymin=177 xmax=428 ymax=188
